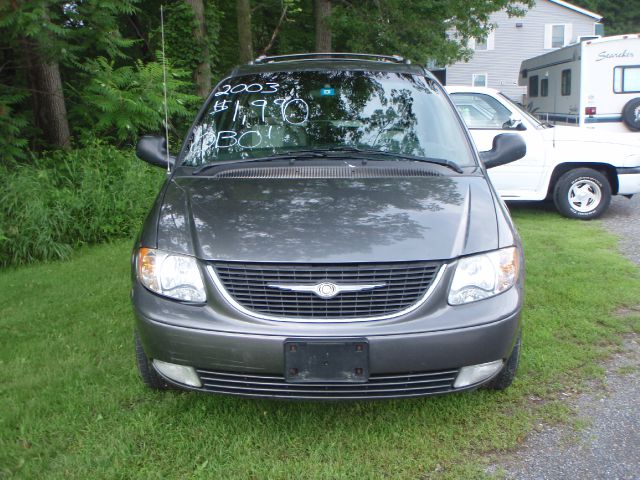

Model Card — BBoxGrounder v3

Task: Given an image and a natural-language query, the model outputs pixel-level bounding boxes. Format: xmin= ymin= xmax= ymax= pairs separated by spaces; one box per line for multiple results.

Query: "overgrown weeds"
xmin=0 ymin=143 xmax=163 ymax=267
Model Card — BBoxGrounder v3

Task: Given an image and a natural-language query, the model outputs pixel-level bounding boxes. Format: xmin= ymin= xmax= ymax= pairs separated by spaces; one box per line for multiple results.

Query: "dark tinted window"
xmin=182 ymin=70 xmax=474 ymax=167
xmin=561 ymin=69 xmax=571 ymax=96
xmin=529 ymin=75 xmax=539 ymax=97
xmin=541 ymin=78 xmax=548 ymax=97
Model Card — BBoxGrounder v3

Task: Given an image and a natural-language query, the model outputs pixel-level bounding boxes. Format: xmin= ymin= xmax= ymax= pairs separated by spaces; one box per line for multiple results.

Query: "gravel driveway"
xmin=497 ymin=195 xmax=640 ymax=480
xmin=600 ymin=195 xmax=640 ymax=265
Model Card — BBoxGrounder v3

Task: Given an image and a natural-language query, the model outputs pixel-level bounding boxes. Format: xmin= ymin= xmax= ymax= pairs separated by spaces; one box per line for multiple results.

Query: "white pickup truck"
xmin=445 ymin=86 xmax=640 ymax=219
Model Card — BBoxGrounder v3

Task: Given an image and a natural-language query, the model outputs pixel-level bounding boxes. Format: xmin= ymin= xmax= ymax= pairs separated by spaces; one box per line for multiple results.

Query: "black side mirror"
xmin=136 ymin=135 xmax=175 ymax=169
xmin=480 ymin=133 xmax=527 ymax=169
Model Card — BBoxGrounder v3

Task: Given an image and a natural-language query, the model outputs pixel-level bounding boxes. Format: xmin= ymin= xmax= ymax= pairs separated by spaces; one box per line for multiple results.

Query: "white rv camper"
xmin=519 ymin=34 xmax=640 ymax=133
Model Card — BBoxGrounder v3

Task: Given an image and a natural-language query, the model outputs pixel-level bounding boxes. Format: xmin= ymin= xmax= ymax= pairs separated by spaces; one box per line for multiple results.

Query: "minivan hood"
xmin=157 ymin=175 xmax=500 ymax=263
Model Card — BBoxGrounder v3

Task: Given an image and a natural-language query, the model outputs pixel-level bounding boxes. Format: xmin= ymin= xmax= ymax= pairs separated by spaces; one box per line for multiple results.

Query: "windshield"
xmin=182 ymin=70 xmax=475 ymax=167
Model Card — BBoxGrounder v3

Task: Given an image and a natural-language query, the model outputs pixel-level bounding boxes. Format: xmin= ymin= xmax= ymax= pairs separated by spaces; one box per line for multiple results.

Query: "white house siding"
xmin=445 ymin=0 xmax=599 ymax=102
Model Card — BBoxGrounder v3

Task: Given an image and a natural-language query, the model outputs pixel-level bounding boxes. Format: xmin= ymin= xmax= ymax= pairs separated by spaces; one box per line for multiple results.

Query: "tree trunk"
xmin=21 ymin=38 xmax=71 ymax=150
xmin=184 ymin=0 xmax=211 ymax=97
xmin=236 ymin=0 xmax=253 ymax=64
xmin=315 ymin=0 xmax=332 ymax=52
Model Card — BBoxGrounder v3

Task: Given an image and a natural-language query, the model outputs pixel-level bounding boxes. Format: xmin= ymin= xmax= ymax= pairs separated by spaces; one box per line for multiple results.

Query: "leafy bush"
xmin=0 ymin=143 xmax=164 ymax=267
xmin=0 ymin=91 xmax=29 ymax=163
xmin=71 ymin=56 xmax=200 ymax=145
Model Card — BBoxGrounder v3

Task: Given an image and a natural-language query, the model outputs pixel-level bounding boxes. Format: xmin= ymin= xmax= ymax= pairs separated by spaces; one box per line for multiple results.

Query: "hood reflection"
xmin=155 ymin=175 xmax=497 ymax=263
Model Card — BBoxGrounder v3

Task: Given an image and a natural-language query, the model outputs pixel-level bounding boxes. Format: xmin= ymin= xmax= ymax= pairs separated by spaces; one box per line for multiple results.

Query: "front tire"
xmin=553 ymin=168 xmax=611 ymax=220
xmin=134 ymin=332 xmax=173 ymax=390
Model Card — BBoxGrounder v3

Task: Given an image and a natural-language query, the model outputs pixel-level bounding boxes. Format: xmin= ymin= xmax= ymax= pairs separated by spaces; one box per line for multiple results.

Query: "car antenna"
xmin=160 ymin=5 xmax=171 ymax=175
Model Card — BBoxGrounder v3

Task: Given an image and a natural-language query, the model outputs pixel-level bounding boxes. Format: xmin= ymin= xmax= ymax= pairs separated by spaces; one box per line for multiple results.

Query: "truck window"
xmin=561 ymin=69 xmax=571 ymax=96
xmin=613 ymin=66 xmax=640 ymax=93
xmin=529 ymin=75 xmax=539 ymax=97
xmin=450 ymin=93 xmax=512 ymax=129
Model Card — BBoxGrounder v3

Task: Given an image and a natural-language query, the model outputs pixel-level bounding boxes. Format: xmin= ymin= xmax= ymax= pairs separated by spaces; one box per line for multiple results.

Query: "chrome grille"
xmin=194 ymin=368 xmax=459 ymax=399
xmin=211 ymin=261 xmax=442 ymax=320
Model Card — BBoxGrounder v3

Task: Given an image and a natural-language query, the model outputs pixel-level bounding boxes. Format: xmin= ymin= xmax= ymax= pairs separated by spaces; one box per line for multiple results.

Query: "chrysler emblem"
xmin=267 ymin=281 xmax=386 ymax=299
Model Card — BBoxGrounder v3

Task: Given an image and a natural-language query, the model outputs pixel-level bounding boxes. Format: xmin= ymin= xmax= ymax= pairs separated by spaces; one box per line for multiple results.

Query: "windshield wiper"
xmin=192 ymin=151 xmax=328 ymax=175
xmin=326 ymin=148 xmax=464 ymax=173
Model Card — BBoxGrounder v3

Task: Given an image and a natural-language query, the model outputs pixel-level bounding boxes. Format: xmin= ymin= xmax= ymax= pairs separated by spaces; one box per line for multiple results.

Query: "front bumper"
xmin=133 ymin=257 xmax=523 ymax=399
xmin=616 ymin=168 xmax=640 ymax=195
xmin=135 ymin=305 xmax=520 ymax=399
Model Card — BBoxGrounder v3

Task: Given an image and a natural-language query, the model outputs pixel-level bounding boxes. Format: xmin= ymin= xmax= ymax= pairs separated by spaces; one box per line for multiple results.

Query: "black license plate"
xmin=284 ymin=339 xmax=369 ymax=383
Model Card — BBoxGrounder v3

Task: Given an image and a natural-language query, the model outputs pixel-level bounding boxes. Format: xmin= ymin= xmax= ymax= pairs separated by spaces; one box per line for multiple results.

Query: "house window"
xmin=613 ymin=66 xmax=640 ymax=93
xmin=472 ymin=73 xmax=487 ymax=87
xmin=473 ymin=31 xmax=495 ymax=51
xmin=552 ymin=25 xmax=565 ymax=48
xmin=541 ymin=78 xmax=549 ymax=97
xmin=529 ymin=75 xmax=539 ymax=97
xmin=561 ymin=69 xmax=571 ymax=96
xmin=545 ymin=23 xmax=572 ymax=49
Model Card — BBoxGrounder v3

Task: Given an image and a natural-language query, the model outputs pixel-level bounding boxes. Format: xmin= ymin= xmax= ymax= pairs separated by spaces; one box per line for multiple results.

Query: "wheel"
xmin=621 ymin=98 xmax=640 ymax=131
xmin=553 ymin=168 xmax=611 ymax=220
xmin=485 ymin=332 xmax=521 ymax=390
xmin=134 ymin=331 xmax=173 ymax=390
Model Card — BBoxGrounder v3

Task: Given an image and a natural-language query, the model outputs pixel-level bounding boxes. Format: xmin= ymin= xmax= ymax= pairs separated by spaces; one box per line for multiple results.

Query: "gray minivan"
xmin=132 ymin=53 xmax=526 ymax=400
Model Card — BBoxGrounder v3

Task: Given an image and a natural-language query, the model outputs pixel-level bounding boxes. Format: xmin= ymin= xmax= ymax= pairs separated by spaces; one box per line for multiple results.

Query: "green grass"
xmin=1 ymin=208 xmax=639 ymax=479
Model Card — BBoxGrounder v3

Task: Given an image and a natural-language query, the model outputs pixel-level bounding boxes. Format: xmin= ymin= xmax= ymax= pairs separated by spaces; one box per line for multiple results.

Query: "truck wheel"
xmin=553 ymin=168 xmax=611 ymax=220
xmin=135 ymin=332 xmax=173 ymax=390
xmin=485 ymin=332 xmax=521 ymax=391
xmin=622 ymin=98 xmax=640 ymax=131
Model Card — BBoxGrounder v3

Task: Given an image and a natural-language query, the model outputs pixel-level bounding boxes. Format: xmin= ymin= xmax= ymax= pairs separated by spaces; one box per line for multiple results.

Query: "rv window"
xmin=529 ymin=75 xmax=539 ymax=97
xmin=561 ymin=69 xmax=571 ymax=96
xmin=613 ymin=66 xmax=640 ymax=94
xmin=541 ymin=78 xmax=549 ymax=97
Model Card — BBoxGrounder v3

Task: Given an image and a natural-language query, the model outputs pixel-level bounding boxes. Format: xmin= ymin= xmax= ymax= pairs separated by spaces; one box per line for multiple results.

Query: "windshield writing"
xmin=182 ymin=71 xmax=474 ymax=167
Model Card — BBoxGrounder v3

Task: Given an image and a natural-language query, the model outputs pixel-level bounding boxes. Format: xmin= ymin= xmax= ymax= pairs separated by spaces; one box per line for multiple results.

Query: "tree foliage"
xmin=571 ymin=0 xmax=640 ymax=36
xmin=72 ymin=55 xmax=200 ymax=145
xmin=332 ymin=0 xmax=532 ymax=65
xmin=0 ymin=91 xmax=29 ymax=162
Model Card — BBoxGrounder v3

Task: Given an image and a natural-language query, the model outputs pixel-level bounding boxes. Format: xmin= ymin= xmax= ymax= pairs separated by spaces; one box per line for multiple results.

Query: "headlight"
xmin=137 ymin=248 xmax=206 ymax=303
xmin=448 ymin=247 xmax=519 ymax=305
